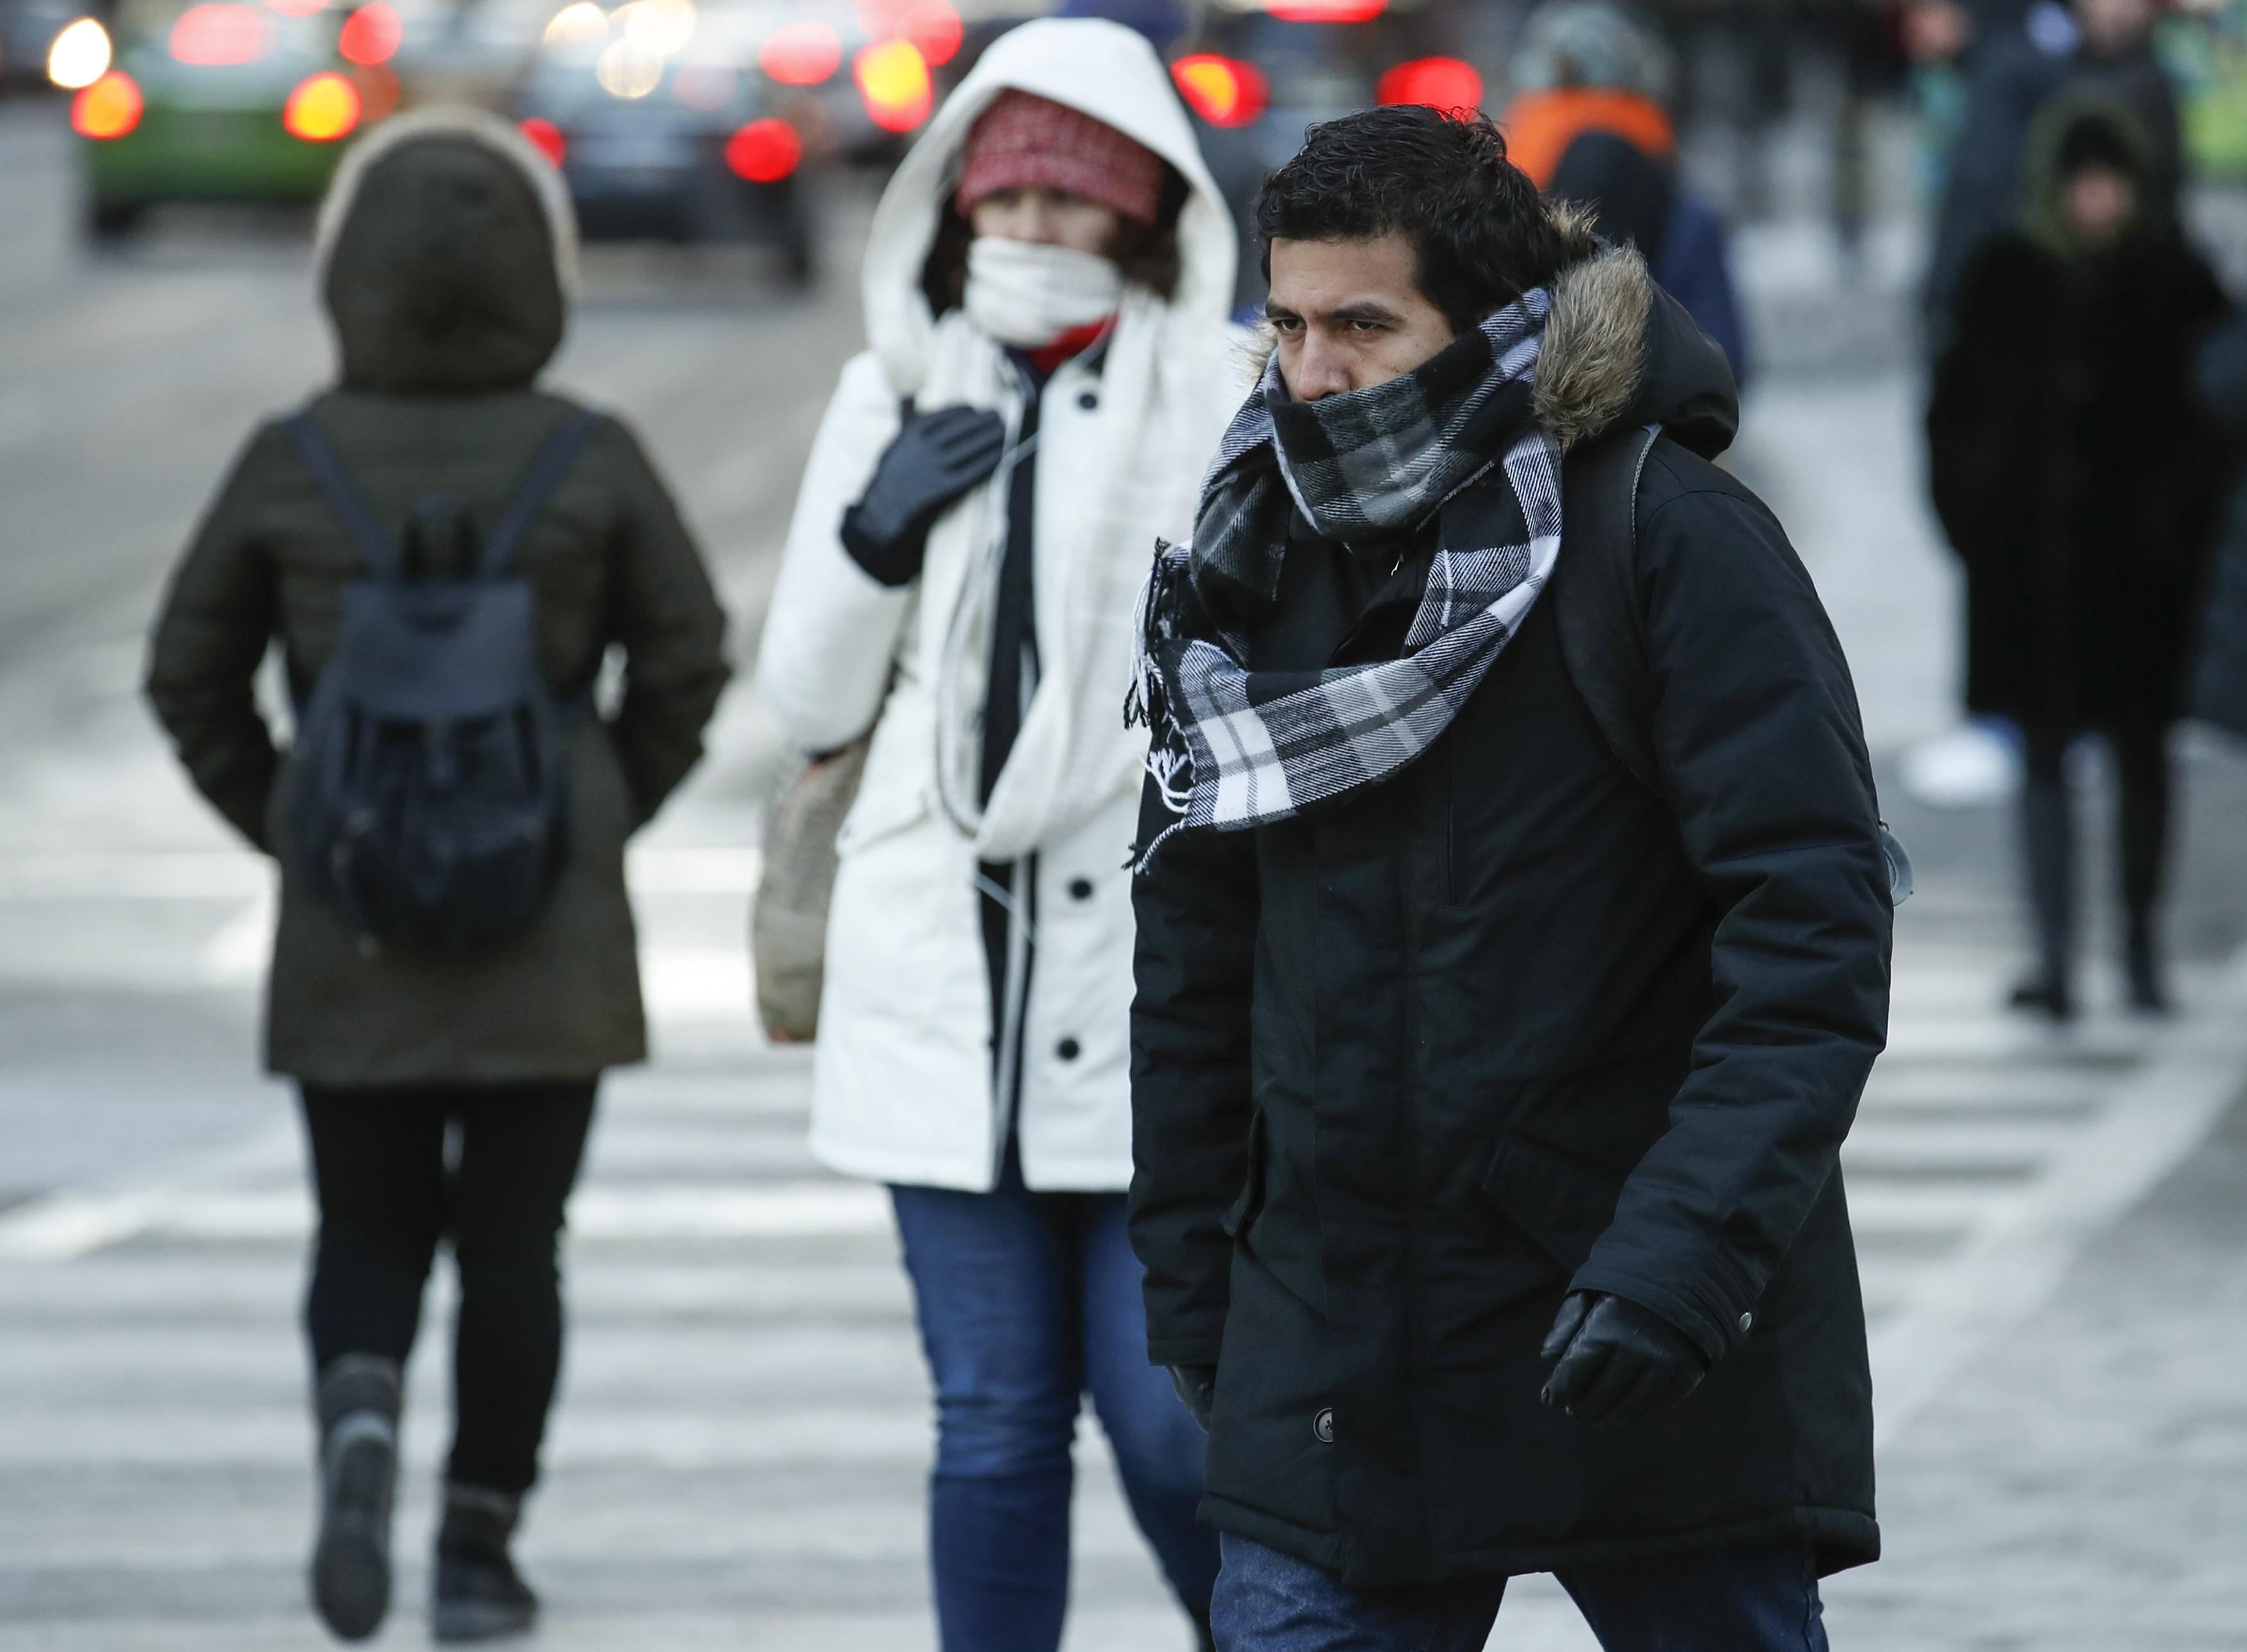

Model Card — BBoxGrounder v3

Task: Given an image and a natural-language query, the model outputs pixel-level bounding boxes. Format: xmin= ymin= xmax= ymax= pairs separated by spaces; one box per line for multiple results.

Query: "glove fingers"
xmin=1601 ymin=1359 xmax=1684 ymax=1425
xmin=1568 ymin=1343 xmax=1650 ymax=1423
xmin=1539 ymin=1293 xmax=1593 ymax=1362
xmin=1541 ymin=1337 xmax=1610 ymax=1413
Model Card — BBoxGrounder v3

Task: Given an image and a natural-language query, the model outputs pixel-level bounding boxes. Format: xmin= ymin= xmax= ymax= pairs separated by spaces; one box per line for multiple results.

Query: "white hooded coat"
xmin=755 ymin=18 xmax=1241 ymax=1192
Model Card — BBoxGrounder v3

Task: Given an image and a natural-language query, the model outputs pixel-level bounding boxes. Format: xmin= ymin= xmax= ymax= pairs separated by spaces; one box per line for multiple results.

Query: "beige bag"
xmin=750 ymin=737 xmax=870 ymax=1043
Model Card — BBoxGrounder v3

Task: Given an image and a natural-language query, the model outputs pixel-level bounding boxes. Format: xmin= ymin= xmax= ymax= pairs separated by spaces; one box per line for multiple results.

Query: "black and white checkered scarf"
xmin=1127 ymin=290 xmax=1561 ymax=865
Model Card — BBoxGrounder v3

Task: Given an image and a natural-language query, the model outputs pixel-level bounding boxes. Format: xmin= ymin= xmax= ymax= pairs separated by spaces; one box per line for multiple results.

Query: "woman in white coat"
xmin=756 ymin=18 xmax=1239 ymax=1652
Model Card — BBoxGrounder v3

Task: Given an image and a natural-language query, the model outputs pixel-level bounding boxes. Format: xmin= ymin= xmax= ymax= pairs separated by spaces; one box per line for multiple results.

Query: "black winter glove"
xmin=1539 ymin=1290 xmax=1712 ymax=1425
xmin=838 ymin=404 xmax=1007 ymax=587
xmin=1169 ymin=1363 xmax=1217 ymax=1432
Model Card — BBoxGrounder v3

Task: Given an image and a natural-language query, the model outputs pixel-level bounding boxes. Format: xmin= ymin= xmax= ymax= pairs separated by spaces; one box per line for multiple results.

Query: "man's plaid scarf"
xmin=1128 ymin=291 xmax=1561 ymax=865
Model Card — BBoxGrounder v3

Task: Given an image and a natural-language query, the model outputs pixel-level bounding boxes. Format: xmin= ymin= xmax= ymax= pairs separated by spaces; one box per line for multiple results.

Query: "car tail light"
xmin=759 ymin=19 xmax=839 ymax=85
xmin=1171 ymin=54 xmax=1267 ymax=129
xmin=169 ymin=3 xmax=270 ymax=64
xmin=284 ymin=71 xmax=360 ymax=140
xmin=1267 ymin=0 xmax=1385 ymax=19
xmin=338 ymin=2 xmax=401 ymax=65
xmin=1376 ymin=56 xmax=1482 ymax=111
xmin=725 ymin=116 xmax=801 ymax=182
xmin=853 ymin=37 xmax=929 ymax=132
xmin=48 ymin=17 xmax=111 ymax=89
xmin=518 ymin=116 xmax=566 ymax=165
xmin=858 ymin=0 xmax=959 ymax=67
xmin=71 ymin=70 xmax=142 ymax=138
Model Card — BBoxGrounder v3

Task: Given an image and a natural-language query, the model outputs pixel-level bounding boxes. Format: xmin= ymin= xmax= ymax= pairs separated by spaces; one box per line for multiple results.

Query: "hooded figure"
xmin=753 ymin=18 xmax=1238 ymax=1651
xmin=1928 ymin=98 xmax=2225 ymax=1016
xmin=145 ymin=107 xmax=729 ymax=1644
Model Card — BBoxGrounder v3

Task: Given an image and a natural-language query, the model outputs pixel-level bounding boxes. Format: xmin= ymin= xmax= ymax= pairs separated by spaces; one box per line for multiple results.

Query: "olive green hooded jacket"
xmin=146 ymin=109 xmax=730 ymax=1086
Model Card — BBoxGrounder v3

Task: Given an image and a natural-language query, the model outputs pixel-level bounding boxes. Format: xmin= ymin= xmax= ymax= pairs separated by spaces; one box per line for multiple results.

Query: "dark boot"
xmin=2011 ymin=752 xmax=2076 ymax=1021
xmin=309 ymin=1354 xmax=402 ymax=1642
xmin=433 ymin=1482 xmax=539 ymax=1642
xmin=2126 ymin=912 xmax=2171 ymax=1014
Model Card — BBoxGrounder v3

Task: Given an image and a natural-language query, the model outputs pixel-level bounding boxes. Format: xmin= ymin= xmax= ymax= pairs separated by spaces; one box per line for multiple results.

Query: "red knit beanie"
xmin=954 ymin=91 xmax=1164 ymax=227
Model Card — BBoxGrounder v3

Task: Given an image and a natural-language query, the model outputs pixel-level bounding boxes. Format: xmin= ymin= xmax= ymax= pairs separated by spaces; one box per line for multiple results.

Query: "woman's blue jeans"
xmin=890 ymin=1154 xmax=1220 ymax=1651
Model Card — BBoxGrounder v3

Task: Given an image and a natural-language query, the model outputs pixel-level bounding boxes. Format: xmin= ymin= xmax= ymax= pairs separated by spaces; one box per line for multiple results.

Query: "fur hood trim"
xmin=314 ymin=106 xmax=579 ymax=297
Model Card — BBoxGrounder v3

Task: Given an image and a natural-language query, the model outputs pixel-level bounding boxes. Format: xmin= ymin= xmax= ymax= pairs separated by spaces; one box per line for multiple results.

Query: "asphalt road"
xmin=3 ymin=94 xmax=2246 ymax=1649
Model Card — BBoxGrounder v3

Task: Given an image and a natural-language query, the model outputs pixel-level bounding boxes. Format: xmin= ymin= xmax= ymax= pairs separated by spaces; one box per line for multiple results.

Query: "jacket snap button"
xmin=1077 ymin=391 xmax=1098 ymax=410
xmin=1737 ymin=1312 xmax=1754 ymax=1335
xmin=1068 ymin=877 xmax=1093 ymax=900
xmin=1057 ymin=1037 xmax=1081 ymax=1061
xmin=1313 ymin=1407 xmax=1335 ymax=1445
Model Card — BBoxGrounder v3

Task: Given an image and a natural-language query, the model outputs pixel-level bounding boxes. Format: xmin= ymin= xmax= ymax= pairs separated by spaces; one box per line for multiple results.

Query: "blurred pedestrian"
xmin=144 ymin=108 xmax=729 ymax=1643
xmin=1129 ymin=105 xmax=1892 ymax=1651
xmin=1504 ymin=0 xmax=1754 ymax=385
xmin=1923 ymin=0 xmax=2181 ymax=343
xmin=754 ymin=19 xmax=1237 ymax=1651
xmin=1927 ymin=99 xmax=2225 ymax=1017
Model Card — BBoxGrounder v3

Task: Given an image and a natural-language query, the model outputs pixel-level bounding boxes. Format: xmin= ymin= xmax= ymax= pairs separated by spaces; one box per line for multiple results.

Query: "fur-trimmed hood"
xmin=314 ymin=106 xmax=579 ymax=394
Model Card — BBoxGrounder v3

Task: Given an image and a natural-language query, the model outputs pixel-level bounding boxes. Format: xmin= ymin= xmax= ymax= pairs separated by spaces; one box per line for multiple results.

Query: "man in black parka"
xmin=1127 ymin=107 xmax=1892 ymax=1651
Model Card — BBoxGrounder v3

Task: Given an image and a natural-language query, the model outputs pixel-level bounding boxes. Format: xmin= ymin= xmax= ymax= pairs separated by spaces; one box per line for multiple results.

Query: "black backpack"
xmin=1554 ymin=424 xmax=1913 ymax=905
xmin=279 ymin=408 xmax=602 ymax=955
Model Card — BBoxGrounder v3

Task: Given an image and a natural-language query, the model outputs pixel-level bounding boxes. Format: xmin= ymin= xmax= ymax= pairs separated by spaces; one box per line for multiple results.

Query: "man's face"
xmin=1265 ymin=233 xmax=1458 ymax=401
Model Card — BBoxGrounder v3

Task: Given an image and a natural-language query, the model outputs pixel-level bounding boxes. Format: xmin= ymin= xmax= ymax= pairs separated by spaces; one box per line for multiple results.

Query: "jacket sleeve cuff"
xmin=1568 ymin=1248 xmax=1760 ymax=1368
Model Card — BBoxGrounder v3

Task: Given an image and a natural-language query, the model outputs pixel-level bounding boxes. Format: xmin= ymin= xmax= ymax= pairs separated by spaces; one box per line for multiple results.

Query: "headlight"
xmin=47 ymin=17 xmax=112 ymax=89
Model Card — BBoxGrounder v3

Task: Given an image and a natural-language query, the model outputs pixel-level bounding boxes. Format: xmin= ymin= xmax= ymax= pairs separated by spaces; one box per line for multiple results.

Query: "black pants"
xmin=298 ymin=1080 xmax=598 ymax=1495
xmin=2018 ymin=720 xmax=2171 ymax=980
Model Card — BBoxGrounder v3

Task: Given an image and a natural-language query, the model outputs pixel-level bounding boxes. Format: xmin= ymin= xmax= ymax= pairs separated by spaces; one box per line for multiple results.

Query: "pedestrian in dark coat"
xmin=1127 ymin=107 xmax=1892 ymax=1652
xmin=1927 ymin=99 xmax=2225 ymax=1016
xmin=144 ymin=108 xmax=728 ymax=1644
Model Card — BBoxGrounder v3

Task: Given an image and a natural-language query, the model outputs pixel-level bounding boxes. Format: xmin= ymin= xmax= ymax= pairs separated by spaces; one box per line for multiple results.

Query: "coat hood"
xmin=859 ymin=16 xmax=1237 ymax=395
xmin=2021 ymin=93 xmax=2163 ymax=256
xmin=314 ymin=107 xmax=579 ymax=394
xmin=1534 ymin=225 xmax=1738 ymax=458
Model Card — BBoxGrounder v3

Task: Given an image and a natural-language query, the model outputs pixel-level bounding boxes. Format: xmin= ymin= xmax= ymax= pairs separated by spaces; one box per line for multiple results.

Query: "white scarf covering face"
xmin=963 ymin=236 xmax=1125 ymax=349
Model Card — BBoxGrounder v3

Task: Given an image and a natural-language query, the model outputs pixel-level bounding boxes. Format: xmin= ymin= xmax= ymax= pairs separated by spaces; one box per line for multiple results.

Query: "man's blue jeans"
xmin=1210 ymin=1531 xmax=1830 ymax=1651
xmin=890 ymin=1156 xmax=1220 ymax=1652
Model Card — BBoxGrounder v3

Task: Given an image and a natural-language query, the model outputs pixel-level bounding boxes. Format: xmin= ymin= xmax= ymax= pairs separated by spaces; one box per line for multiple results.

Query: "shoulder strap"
xmin=1552 ymin=423 xmax=1663 ymax=797
xmin=283 ymin=410 xmax=397 ymax=578
xmin=478 ymin=410 xmax=605 ymax=577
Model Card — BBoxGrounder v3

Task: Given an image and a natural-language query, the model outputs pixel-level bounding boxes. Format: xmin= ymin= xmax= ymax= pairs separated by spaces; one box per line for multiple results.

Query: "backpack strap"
xmin=478 ymin=410 xmax=605 ymax=578
xmin=283 ymin=410 xmax=399 ymax=578
xmin=1552 ymin=423 xmax=1663 ymax=797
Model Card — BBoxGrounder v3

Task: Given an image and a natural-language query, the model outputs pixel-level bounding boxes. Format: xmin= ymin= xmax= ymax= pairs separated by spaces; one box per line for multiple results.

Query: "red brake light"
xmin=518 ymin=116 xmax=566 ymax=165
xmin=1375 ymin=56 xmax=1482 ymax=112
xmin=759 ymin=19 xmax=840 ymax=84
xmin=857 ymin=0 xmax=960 ymax=67
xmin=853 ymin=37 xmax=930 ymax=132
xmin=1171 ymin=54 xmax=1267 ymax=129
xmin=725 ymin=116 xmax=802 ymax=182
xmin=1267 ymin=0 xmax=1385 ymax=19
xmin=283 ymin=71 xmax=360 ymax=141
xmin=168 ymin=3 xmax=270 ymax=65
xmin=337 ymin=2 xmax=402 ymax=66
xmin=71 ymin=70 xmax=142 ymax=137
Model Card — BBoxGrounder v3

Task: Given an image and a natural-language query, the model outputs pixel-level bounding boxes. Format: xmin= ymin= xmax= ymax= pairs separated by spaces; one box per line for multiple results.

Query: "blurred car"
xmin=1163 ymin=0 xmax=1486 ymax=313
xmin=65 ymin=0 xmax=408 ymax=239
xmin=507 ymin=0 xmax=964 ymax=268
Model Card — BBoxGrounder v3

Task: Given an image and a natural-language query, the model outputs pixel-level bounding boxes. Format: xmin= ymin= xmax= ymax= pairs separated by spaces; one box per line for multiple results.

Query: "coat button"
xmin=1077 ymin=390 xmax=1098 ymax=410
xmin=1313 ymin=1408 xmax=1335 ymax=1445
xmin=1738 ymin=1312 xmax=1754 ymax=1335
xmin=1057 ymin=1037 xmax=1081 ymax=1061
xmin=1068 ymin=877 xmax=1093 ymax=900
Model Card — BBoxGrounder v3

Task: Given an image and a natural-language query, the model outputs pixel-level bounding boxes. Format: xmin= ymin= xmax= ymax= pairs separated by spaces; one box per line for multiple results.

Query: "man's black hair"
xmin=1254 ymin=105 xmax=1573 ymax=333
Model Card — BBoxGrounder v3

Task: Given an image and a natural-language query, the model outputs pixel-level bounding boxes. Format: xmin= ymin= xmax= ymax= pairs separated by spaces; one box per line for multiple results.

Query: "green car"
xmin=74 ymin=0 xmax=398 ymax=238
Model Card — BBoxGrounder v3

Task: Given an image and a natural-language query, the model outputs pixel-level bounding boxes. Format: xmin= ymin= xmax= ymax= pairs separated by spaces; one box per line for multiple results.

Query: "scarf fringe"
xmin=1125 ymin=542 xmax=1198 ymax=830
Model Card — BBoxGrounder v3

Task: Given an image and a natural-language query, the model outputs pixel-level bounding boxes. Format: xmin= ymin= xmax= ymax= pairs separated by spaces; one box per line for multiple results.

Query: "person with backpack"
xmin=144 ymin=108 xmax=728 ymax=1644
xmin=752 ymin=18 xmax=1238 ymax=1651
xmin=1127 ymin=107 xmax=1893 ymax=1649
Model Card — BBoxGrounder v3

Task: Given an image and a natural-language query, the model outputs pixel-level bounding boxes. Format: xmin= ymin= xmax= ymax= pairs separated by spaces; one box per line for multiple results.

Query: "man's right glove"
xmin=1168 ymin=1363 xmax=1217 ymax=1432
xmin=838 ymin=404 xmax=1007 ymax=587
xmin=1538 ymin=1290 xmax=1712 ymax=1425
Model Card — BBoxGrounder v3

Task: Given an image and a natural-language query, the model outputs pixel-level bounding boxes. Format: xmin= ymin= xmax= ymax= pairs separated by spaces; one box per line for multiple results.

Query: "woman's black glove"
xmin=1169 ymin=1363 xmax=1217 ymax=1432
xmin=838 ymin=404 xmax=1007 ymax=587
xmin=1538 ymin=1290 xmax=1712 ymax=1424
